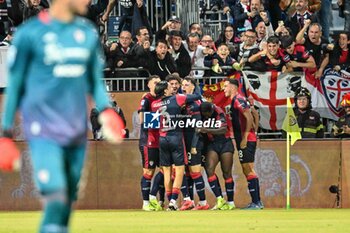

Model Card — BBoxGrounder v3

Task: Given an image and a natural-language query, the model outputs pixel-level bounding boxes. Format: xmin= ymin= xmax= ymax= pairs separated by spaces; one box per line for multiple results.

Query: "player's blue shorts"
xmin=186 ymin=139 xmax=203 ymax=166
xmin=207 ymin=138 xmax=234 ymax=155
xmin=28 ymin=138 xmax=86 ymax=201
xmin=139 ymin=146 xmax=159 ymax=169
xmin=238 ymin=141 xmax=257 ymax=163
xmin=159 ymin=134 xmax=187 ymax=167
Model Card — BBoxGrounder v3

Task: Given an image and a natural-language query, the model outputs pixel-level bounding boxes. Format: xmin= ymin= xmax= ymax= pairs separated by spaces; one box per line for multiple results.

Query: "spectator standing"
xmin=144 ymin=39 xmax=177 ymax=80
xmin=285 ymin=0 xmax=317 ymax=38
xmin=237 ymin=29 xmax=259 ymax=70
xmin=169 ymin=30 xmax=191 ymax=78
xmin=328 ymin=32 xmax=350 ymax=72
xmin=19 ymin=0 xmax=45 ymax=21
xmin=204 ymin=43 xmax=237 ymax=76
xmin=248 ymin=36 xmax=286 ymax=72
xmin=296 ymin=21 xmax=332 ymax=78
xmin=106 ymin=30 xmax=138 ymax=69
xmin=215 ymin=24 xmax=240 ymax=59
xmin=280 ymin=35 xmax=316 ymax=72
xmin=184 ymin=32 xmax=209 ymax=78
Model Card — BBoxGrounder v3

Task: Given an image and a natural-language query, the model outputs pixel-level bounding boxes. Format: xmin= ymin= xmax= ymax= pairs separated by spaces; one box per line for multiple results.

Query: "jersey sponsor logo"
xmin=53 ymin=64 xmax=86 ymax=77
xmin=144 ymin=112 xmax=161 ymax=129
xmin=74 ymin=29 xmax=86 ymax=44
xmin=44 ymin=43 xmax=90 ymax=65
xmin=37 ymin=169 xmax=50 ymax=184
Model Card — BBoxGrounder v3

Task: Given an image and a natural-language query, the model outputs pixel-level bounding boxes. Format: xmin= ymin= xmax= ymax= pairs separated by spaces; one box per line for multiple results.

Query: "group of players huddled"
xmin=138 ymin=74 xmax=263 ymax=211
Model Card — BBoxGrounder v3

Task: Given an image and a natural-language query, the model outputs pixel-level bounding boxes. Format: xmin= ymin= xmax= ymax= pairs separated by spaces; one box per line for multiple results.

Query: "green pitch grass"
xmin=0 ymin=209 xmax=350 ymax=233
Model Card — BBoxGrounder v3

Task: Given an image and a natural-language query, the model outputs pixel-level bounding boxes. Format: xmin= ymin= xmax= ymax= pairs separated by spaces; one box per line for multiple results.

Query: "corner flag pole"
xmin=283 ymin=97 xmax=301 ymax=210
xmin=286 ymin=133 xmax=291 ymax=210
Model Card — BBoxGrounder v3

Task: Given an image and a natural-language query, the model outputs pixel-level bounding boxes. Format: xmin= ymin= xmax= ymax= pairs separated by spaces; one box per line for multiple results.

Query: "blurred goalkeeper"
xmin=0 ymin=0 xmax=125 ymax=232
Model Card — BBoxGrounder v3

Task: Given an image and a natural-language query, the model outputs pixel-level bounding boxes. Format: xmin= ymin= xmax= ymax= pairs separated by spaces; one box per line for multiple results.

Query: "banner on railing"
xmin=243 ymin=71 xmax=307 ymax=130
xmin=308 ymin=68 xmax=350 ymax=120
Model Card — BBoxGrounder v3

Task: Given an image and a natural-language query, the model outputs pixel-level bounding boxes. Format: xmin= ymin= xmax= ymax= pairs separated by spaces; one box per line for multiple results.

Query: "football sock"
xmin=41 ymin=195 xmax=70 ymax=233
xmin=171 ymin=187 xmax=180 ymax=201
xmin=181 ymin=175 xmax=191 ymax=199
xmin=225 ymin=177 xmax=235 ymax=202
xmin=191 ymin=172 xmax=206 ymax=201
xmin=150 ymin=171 xmax=164 ymax=197
xmin=247 ymin=175 xmax=259 ymax=204
xmin=208 ymin=175 xmax=222 ymax=197
xmin=187 ymin=175 xmax=194 ymax=200
xmin=141 ymin=174 xmax=152 ymax=201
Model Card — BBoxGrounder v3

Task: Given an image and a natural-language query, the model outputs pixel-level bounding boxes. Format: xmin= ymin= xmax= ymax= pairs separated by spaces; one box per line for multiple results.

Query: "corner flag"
xmin=282 ymin=98 xmax=301 ymax=145
xmin=282 ymin=97 xmax=301 ymax=210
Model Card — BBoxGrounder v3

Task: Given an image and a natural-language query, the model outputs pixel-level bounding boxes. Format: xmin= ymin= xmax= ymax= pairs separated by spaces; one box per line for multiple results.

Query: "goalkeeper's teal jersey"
xmin=1 ymin=11 xmax=110 ymax=145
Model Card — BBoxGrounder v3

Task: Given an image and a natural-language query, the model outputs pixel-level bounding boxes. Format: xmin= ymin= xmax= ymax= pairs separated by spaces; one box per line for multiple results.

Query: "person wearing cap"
xmin=332 ymin=93 xmax=350 ymax=138
xmin=293 ymin=87 xmax=324 ymax=138
xmin=155 ymin=15 xmax=182 ymax=42
xmin=280 ymin=35 xmax=316 ymax=72
xmin=169 ymin=30 xmax=192 ymax=78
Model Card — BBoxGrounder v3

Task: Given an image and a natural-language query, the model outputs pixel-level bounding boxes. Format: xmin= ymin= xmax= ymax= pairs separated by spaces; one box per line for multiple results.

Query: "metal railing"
xmin=103 ymin=66 xmax=235 ymax=92
xmin=176 ymin=0 xmax=200 ymax=33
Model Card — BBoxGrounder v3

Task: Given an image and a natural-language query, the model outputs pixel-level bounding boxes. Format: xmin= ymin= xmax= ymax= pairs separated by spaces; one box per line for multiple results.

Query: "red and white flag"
xmin=242 ymin=71 xmax=307 ymax=130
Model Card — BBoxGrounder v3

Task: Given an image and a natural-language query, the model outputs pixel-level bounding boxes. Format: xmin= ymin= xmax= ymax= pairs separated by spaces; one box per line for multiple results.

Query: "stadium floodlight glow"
xmin=329 ymin=185 xmax=340 ymax=208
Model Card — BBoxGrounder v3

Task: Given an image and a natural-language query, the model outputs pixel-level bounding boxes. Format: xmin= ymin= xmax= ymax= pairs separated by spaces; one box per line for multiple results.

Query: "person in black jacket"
xmin=169 ymin=30 xmax=191 ymax=78
xmin=144 ymin=39 xmax=177 ymax=80
xmin=85 ymin=0 xmax=109 ymax=24
xmin=19 ymin=0 xmax=44 ymax=21
xmin=106 ymin=30 xmax=139 ymax=69
xmin=328 ymin=32 xmax=350 ymax=72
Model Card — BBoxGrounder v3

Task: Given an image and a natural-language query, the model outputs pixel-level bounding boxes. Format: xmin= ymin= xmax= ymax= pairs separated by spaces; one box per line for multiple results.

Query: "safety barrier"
xmin=0 ymin=139 xmax=348 ymax=210
xmin=103 ymin=66 xmax=233 ymax=92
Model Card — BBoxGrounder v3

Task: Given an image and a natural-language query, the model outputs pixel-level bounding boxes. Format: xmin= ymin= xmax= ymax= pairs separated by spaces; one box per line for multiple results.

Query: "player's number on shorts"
xmin=238 ymin=150 xmax=244 ymax=158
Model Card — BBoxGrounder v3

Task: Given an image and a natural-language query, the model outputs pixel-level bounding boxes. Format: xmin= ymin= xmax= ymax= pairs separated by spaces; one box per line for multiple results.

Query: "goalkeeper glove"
xmin=98 ymin=108 xmax=125 ymax=144
xmin=0 ymin=130 xmax=21 ymax=172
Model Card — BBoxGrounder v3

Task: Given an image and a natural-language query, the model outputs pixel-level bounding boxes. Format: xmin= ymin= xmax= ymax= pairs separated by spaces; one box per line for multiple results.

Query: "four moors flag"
xmin=242 ymin=71 xmax=307 ymax=130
